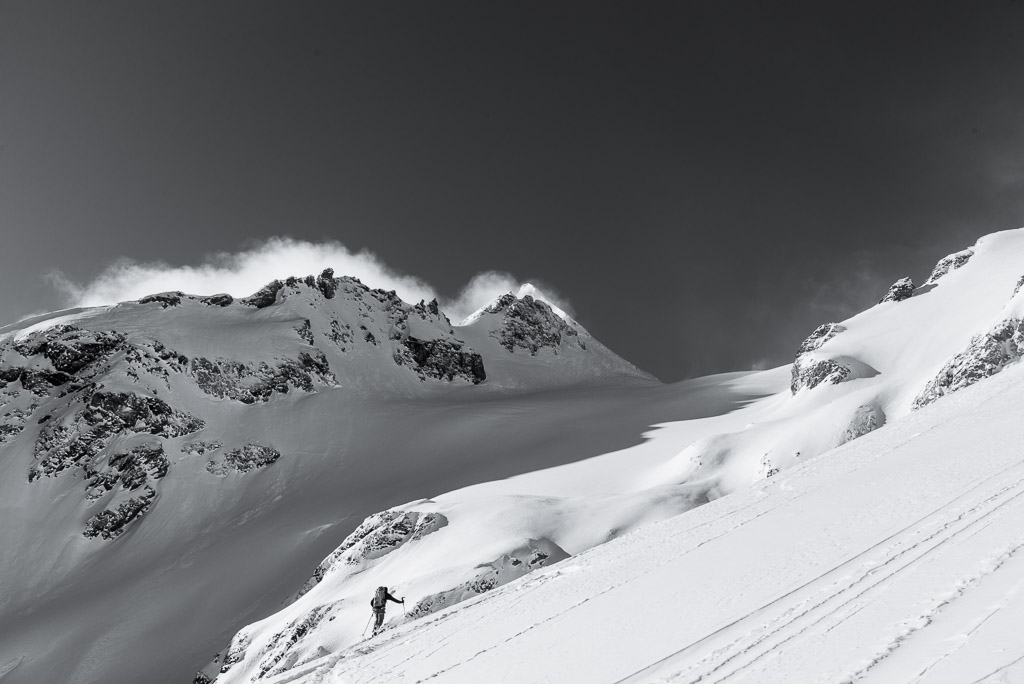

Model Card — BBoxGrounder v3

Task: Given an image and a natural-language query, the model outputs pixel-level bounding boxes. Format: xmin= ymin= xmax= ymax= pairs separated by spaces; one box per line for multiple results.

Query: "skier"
xmin=370 ymin=586 xmax=404 ymax=635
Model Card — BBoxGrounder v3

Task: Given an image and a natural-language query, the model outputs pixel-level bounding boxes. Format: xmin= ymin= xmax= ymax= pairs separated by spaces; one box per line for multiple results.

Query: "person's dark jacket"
xmin=370 ymin=590 xmax=403 ymax=612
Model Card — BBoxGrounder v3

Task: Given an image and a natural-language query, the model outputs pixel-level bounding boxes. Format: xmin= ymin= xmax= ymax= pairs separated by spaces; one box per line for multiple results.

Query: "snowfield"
xmin=292 ymin=361 xmax=1024 ymax=684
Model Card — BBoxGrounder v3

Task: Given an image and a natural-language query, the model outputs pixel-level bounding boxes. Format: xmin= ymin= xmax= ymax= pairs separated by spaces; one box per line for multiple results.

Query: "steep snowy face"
xmin=207 ymin=229 xmax=1024 ymax=684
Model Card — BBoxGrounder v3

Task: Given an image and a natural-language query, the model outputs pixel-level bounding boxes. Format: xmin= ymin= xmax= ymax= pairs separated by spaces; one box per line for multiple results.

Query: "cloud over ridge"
xmin=47 ymin=237 xmax=571 ymax=325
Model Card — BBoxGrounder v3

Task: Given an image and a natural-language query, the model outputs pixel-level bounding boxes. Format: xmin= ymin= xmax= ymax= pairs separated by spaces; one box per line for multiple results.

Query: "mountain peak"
xmin=459 ymin=283 xmax=570 ymax=327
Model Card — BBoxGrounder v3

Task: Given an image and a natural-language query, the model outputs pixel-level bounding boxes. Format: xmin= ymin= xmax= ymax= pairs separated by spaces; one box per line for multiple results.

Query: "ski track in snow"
xmin=677 ymin=472 xmax=1024 ymax=684
xmin=612 ymin=452 xmax=1024 ymax=683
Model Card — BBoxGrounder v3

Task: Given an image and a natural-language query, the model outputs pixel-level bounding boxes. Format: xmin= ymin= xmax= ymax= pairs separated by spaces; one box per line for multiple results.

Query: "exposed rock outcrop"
xmin=796 ymin=323 xmax=845 ymax=356
xmin=254 ymin=606 xmax=332 ymax=680
xmin=240 ymin=280 xmax=285 ymax=308
xmin=32 ymin=390 xmax=203 ymax=486
xmin=486 ymin=294 xmax=582 ymax=354
xmin=913 ymin=318 xmax=1024 ymax=409
xmin=83 ymin=486 xmax=156 ymax=540
xmin=0 ymin=422 xmax=24 ymax=443
xmin=879 ymin=277 xmax=915 ymax=303
xmin=200 ymin=293 xmax=234 ymax=307
xmin=407 ymin=538 xmax=569 ymax=620
xmin=139 ymin=292 xmax=184 ymax=308
xmin=924 ymin=248 xmax=974 ymax=285
xmin=397 ymin=338 xmax=486 ymax=384
xmin=839 ymin=404 xmax=886 ymax=445
xmin=13 ymin=325 xmax=127 ymax=375
xmin=188 ymin=352 xmax=336 ymax=404
xmin=315 ymin=268 xmax=338 ymax=299
xmin=206 ymin=444 xmax=281 ymax=476
xmin=791 ymin=357 xmax=851 ymax=394
xmin=105 ymin=444 xmax=170 ymax=491
xmin=791 ymin=323 xmax=852 ymax=394
xmin=182 ymin=441 xmax=222 ymax=457
xmin=312 ymin=510 xmax=448 ymax=579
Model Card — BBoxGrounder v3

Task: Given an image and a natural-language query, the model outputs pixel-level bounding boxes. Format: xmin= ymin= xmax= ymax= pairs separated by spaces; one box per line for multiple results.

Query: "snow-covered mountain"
xmin=201 ymin=229 xmax=1024 ymax=684
xmin=0 ymin=275 xmax=654 ymax=684
xmin=5 ymin=229 xmax=1024 ymax=684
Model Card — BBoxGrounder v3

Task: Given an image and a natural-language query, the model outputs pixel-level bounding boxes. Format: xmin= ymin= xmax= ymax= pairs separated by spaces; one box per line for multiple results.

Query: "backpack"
xmin=371 ymin=586 xmax=387 ymax=609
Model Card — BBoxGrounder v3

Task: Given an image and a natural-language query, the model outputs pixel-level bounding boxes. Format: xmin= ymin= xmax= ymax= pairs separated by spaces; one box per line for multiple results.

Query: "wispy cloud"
xmin=441 ymin=271 xmax=573 ymax=324
xmin=46 ymin=237 xmax=572 ymax=323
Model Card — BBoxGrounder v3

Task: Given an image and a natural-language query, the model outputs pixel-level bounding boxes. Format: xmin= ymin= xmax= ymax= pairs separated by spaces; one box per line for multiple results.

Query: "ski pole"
xmin=362 ymin=614 xmax=373 ymax=637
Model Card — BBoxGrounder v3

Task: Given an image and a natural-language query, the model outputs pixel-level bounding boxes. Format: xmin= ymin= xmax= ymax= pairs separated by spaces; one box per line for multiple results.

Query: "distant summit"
xmin=459 ymin=282 xmax=571 ymax=326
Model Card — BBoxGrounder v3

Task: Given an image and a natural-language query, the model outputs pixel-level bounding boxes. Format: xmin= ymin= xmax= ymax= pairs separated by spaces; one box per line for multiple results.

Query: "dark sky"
xmin=2 ymin=2 xmax=1024 ymax=381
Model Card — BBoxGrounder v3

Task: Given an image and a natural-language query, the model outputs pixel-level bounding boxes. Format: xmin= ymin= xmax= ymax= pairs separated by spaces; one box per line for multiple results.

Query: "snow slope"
xmin=293 ymin=353 xmax=1024 ymax=684
xmin=209 ymin=229 xmax=1024 ymax=683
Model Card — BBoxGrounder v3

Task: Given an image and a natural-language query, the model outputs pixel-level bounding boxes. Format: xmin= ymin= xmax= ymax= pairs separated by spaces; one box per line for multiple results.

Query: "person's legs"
xmin=373 ymin=610 xmax=384 ymax=634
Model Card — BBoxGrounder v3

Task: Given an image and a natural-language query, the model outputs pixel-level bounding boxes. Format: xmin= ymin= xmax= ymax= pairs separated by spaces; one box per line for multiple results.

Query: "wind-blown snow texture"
xmin=204 ymin=229 xmax=1024 ymax=684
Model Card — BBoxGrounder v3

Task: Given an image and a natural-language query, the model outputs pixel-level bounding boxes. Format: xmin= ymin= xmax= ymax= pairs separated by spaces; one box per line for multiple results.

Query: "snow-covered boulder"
xmin=839 ymin=403 xmax=886 ymax=445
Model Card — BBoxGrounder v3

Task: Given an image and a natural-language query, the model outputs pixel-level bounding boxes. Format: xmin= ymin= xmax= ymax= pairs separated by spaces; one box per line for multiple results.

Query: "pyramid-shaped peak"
xmin=459 ymin=283 xmax=571 ymax=327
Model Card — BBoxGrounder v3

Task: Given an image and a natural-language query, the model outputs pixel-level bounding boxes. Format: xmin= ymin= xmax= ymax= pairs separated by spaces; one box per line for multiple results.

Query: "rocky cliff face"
xmin=483 ymin=293 xmax=585 ymax=355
